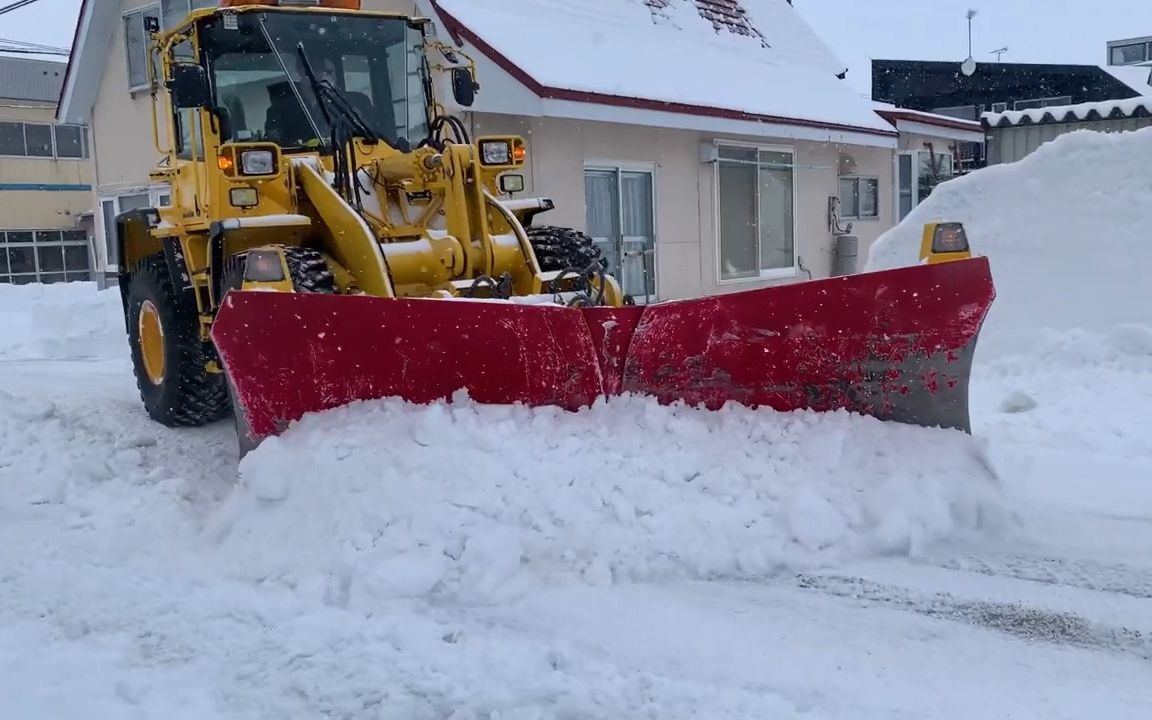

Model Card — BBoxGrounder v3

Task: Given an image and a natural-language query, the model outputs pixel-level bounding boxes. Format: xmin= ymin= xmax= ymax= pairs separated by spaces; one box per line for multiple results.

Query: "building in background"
xmin=1106 ymin=35 xmax=1152 ymax=67
xmin=0 ymin=55 xmax=93 ymax=284
xmin=980 ymin=37 xmax=1152 ymax=166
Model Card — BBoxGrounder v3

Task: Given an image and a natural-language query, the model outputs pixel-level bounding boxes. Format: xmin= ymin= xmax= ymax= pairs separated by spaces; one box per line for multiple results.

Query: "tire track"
xmin=794 ymin=573 xmax=1152 ymax=661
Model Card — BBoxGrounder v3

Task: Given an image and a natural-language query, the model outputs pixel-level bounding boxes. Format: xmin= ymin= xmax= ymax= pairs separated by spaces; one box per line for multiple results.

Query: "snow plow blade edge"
xmin=212 ymin=257 xmax=994 ymax=452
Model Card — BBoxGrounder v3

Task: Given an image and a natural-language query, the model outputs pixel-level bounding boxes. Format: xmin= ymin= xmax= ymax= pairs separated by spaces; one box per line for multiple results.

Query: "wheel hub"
xmin=138 ymin=300 xmax=166 ymax=386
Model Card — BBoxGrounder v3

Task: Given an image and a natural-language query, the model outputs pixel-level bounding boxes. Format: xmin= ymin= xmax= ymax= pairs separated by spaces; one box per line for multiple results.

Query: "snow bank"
xmin=206 ymin=396 xmax=1008 ymax=605
xmin=0 ymin=282 xmax=125 ymax=361
xmin=866 ymin=127 xmax=1152 ymax=361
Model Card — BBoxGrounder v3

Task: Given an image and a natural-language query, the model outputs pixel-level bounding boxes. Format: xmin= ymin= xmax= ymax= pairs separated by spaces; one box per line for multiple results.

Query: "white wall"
xmin=473 ymin=113 xmax=894 ymax=300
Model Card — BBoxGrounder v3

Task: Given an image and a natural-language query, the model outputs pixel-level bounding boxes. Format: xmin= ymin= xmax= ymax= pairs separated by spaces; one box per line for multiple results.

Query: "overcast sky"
xmin=1 ymin=0 xmax=1148 ymax=92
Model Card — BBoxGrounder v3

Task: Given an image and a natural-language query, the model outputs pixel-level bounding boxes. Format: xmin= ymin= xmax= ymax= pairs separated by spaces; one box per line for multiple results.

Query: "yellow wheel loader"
xmin=114 ymin=0 xmax=996 ymax=455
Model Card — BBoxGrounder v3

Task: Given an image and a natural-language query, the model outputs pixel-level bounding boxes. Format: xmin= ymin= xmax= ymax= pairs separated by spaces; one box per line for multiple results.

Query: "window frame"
xmin=712 ymin=139 xmax=799 ymax=285
xmin=0 ymin=121 xmax=90 ymax=160
xmin=838 ymin=175 xmax=881 ymax=221
xmin=94 ymin=187 xmax=171 ymax=273
xmin=1109 ymin=42 xmax=1150 ymax=66
xmin=1013 ymin=95 xmax=1073 ymax=111
xmin=124 ymin=3 xmax=162 ymax=94
xmin=0 ymin=229 xmax=92 ymax=285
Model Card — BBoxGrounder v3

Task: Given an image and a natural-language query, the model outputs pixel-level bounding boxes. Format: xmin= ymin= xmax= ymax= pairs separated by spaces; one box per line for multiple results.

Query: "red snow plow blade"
xmin=212 ymin=257 xmax=994 ymax=453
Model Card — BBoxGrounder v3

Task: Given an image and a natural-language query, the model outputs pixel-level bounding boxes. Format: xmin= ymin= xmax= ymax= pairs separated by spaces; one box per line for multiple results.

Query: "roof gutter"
xmin=56 ymin=0 xmax=91 ymax=123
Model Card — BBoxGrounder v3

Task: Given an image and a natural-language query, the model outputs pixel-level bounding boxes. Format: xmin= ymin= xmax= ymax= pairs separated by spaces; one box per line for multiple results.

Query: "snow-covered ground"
xmin=4 ymin=128 xmax=1152 ymax=718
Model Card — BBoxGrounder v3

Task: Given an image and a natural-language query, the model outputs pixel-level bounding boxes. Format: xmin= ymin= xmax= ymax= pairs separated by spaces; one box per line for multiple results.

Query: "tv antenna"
xmin=989 ymin=46 xmax=1009 ymax=62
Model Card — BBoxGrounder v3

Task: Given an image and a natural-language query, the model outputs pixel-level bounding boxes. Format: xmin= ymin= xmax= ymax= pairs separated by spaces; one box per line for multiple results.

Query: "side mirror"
xmin=169 ymin=63 xmax=211 ymax=109
xmin=451 ymin=67 xmax=476 ymax=107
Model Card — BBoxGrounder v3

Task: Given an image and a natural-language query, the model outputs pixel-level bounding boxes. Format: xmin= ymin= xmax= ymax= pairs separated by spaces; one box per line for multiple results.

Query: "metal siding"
xmin=0 ymin=57 xmax=67 ymax=103
xmin=988 ymin=116 xmax=1152 ymax=164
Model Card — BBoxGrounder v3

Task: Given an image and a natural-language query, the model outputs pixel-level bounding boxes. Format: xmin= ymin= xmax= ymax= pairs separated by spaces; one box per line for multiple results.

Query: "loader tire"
xmin=126 ymin=254 xmax=231 ymax=427
xmin=525 ymin=226 xmax=604 ymax=273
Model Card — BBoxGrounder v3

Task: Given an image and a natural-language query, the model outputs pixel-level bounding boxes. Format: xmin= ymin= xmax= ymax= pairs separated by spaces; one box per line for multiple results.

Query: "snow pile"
xmin=0 ymin=282 xmax=125 ymax=361
xmin=206 ymin=396 xmax=1008 ymax=605
xmin=866 ymin=126 xmax=1152 ymax=361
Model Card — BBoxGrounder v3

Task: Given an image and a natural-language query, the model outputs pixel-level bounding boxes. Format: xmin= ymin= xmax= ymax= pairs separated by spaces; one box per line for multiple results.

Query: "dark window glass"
xmin=35 ymin=230 xmax=61 ymax=244
xmin=0 ymin=248 xmax=9 ymax=274
xmin=24 ymin=124 xmax=53 ymax=157
xmin=0 ymin=122 xmax=24 ymax=155
xmin=39 ymin=273 xmax=67 ymax=284
xmin=54 ymin=125 xmax=84 ymax=158
xmin=64 ymin=245 xmax=90 ymax=272
xmin=6 ymin=231 xmax=32 ymax=245
xmin=62 ymin=230 xmax=87 ymax=244
xmin=8 ymin=246 xmax=35 ymax=274
xmin=38 ymin=245 xmax=65 ymax=272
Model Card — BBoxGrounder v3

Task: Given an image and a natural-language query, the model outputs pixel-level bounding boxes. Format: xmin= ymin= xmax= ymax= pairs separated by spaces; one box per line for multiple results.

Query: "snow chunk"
xmin=208 ymin=396 xmax=1009 ymax=604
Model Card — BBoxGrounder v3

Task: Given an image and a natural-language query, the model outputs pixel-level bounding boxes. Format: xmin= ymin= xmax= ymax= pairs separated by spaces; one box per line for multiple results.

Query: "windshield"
xmin=199 ymin=11 xmax=430 ymax=151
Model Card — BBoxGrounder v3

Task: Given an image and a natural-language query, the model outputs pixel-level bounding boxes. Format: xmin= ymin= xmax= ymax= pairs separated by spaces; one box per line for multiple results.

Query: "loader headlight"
xmin=240 ymin=149 xmax=276 ymax=176
xmin=230 ymin=187 xmax=259 ymax=208
xmin=480 ymin=140 xmax=512 ymax=166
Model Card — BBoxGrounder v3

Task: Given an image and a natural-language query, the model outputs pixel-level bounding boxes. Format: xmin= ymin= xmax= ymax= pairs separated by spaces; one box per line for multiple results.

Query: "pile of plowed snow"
xmin=206 ymin=396 xmax=1008 ymax=605
xmin=867 ymin=126 xmax=1152 ymax=362
xmin=0 ymin=282 xmax=124 ymax=361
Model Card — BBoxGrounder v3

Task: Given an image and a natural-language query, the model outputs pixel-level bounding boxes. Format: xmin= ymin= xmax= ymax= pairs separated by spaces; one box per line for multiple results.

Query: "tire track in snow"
xmin=793 ymin=573 xmax=1152 ymax=662
xmin=926 ymin=554 xmax=1152 ymax=600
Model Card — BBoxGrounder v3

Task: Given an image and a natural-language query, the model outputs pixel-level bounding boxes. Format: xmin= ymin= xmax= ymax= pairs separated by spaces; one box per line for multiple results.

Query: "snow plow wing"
xmin=212 ymin=256 xmax=995 ymax=453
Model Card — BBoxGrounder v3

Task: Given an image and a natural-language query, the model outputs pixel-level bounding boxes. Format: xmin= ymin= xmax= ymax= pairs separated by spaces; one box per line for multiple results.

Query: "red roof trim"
xmin=875 ymin=109 xmax=983 ymax=133
xmin=429 ymin=1 xmax=897 ymax=139
xmin=56 ymin=0 xmax=89 ymax=117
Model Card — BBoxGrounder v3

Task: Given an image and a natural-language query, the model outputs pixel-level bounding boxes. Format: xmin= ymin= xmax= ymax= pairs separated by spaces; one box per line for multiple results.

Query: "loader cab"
xmin=192 ymin=9 xmax=435 ymax=152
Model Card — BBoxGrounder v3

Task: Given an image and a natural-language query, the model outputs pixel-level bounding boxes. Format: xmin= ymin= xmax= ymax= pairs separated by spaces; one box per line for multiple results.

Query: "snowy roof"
xmin=872 ymin=102 xmax=983 ymax=131
xmin=982 ymin=97 xmax=1152 ymax=128
xmin=428 ymin=0 xmax=896 ymax=136
xmin=1101 ymin=64 xmax=1152 ymax=95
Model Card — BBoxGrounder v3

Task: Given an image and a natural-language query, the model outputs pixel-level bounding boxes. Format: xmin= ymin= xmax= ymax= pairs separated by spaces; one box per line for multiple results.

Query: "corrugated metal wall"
xmin=987 ymin=117 xmax=1152 ymax=164
xmin=0 ymin=57 xmax=66 ymax=103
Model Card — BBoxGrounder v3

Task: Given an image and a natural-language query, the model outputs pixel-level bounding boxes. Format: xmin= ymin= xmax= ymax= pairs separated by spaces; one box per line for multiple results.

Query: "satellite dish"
xmin=961 ymin=56 xmax=977 ymax=76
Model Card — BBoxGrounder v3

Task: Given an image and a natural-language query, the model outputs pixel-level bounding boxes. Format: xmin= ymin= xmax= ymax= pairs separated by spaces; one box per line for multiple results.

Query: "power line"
xmin=0 ymin=0 xmax=44 ymax=17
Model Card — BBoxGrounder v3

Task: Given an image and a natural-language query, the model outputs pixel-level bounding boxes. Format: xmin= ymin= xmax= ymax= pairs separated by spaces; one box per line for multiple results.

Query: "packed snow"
xmin=208 ymin=397 xmax=1006 ymax=606
xmin=4 ymin=125 xmax=1152 ymax=717
xmin=0 ymin=281 xmax=124 ymax=361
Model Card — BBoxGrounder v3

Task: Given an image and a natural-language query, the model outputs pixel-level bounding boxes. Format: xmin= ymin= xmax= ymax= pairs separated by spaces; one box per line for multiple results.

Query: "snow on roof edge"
xmin=982 ymin=97 xmax=1152 ymax=128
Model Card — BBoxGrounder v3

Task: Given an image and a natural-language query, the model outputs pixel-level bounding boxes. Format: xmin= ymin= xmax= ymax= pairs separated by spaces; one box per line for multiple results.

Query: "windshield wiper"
xmin=296 ymin=42 xmax=393 ymax=148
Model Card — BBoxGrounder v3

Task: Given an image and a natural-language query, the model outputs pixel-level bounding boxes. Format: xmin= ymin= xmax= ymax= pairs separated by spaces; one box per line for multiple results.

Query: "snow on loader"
xmin=112 ymin=0 xmax=995 ymax=456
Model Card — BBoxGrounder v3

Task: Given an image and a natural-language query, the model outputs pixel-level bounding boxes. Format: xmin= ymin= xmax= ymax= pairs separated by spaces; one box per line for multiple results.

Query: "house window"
xmin=716 ymin=144 xmax=796 ymax=281
xmin=0 ymin=229 xmax=91 ymax=285
xmin=124 ymin=5 xmax=161 ymax=91
xmin=0 ymin=121 xmax=89 ymax=158
xmin=53 ymin=125 xmax=85 ymax=158
xmin=1110 ymin=42 xmax=1150 ymax=66
xmin=839 ymin=176 xmax=880 ymax=220
xmin=162 ymin=0 xmax=216 ymax=29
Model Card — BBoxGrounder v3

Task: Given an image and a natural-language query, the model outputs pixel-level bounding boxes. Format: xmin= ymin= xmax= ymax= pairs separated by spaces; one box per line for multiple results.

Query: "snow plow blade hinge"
xmin=212 ymin=256 xmax=995 ymax=450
